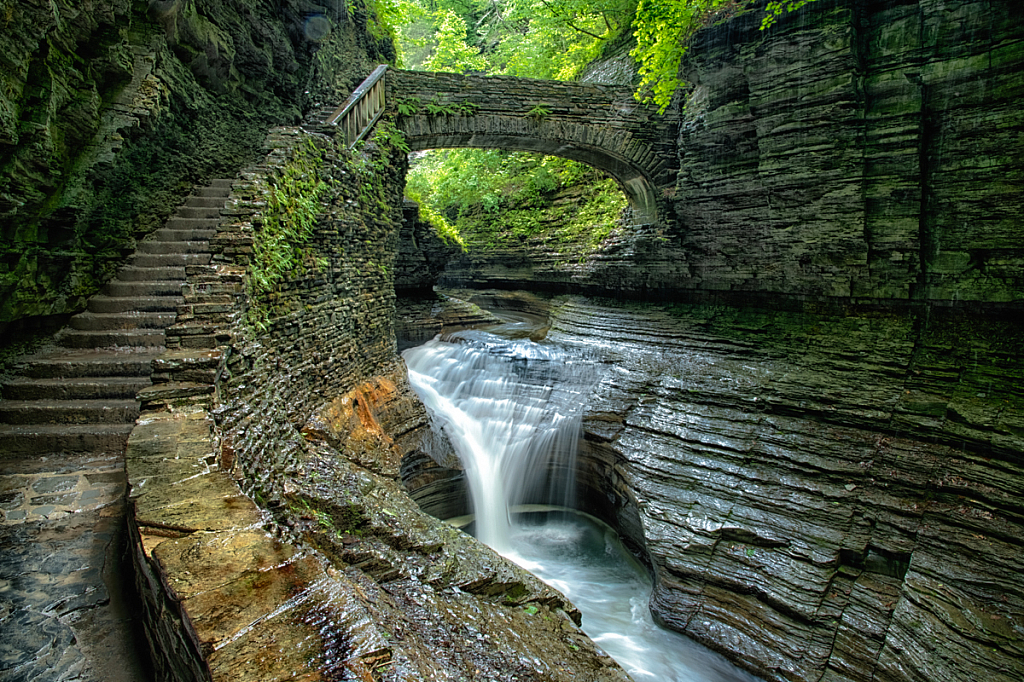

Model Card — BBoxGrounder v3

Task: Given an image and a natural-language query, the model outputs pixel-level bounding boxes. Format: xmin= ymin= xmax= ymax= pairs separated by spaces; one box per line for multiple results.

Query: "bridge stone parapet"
xmin=386 ymin=69 xmax=677 ymax=225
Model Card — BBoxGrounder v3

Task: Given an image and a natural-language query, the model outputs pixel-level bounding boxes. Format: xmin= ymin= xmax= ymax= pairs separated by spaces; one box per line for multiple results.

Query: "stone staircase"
xmin=0 ymin=179 xmax=231 ymax=682
xmin=0 ymin=180 xmax=230 ymax=464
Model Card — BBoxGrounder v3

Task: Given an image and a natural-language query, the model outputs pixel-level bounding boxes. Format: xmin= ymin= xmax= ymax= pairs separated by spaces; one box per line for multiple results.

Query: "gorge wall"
xmin=439 ymin=0 xmax=1024 ymax=307
xmin=0 ymin=0 xmax=392 ymax=335
xmin=403 ymin=0 xmax=1024 ymax=679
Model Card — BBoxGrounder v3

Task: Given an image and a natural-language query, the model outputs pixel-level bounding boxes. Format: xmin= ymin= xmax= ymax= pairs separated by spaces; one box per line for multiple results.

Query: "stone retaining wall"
xmin=126 ymin=122 xmax=411 ymax=679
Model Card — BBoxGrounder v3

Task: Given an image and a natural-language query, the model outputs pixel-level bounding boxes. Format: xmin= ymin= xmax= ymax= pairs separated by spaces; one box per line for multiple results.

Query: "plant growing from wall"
xmin=527 ymin=105 xmax=552 ymax=121
xmin=247 ymin=139 xmax=329 ymax=331
xmin=396 ymin=96 xmax=421 ymax=115
xmin=631 ymin=0 xmax=821 ymax=112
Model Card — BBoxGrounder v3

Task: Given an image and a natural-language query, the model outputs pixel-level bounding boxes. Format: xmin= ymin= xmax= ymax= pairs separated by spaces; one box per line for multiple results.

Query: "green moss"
xmin=247 ymin=139 xmax=331 ymax=331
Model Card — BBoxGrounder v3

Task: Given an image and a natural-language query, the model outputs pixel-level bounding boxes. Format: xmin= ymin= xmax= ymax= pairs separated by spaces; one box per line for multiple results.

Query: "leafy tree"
xmin=630 ymin=0 xmax=729 ymax=113
xmin=760 ymin=0 xmax=818 ymax=29
xmin=424 ymin=9 xmax=489 ymax=72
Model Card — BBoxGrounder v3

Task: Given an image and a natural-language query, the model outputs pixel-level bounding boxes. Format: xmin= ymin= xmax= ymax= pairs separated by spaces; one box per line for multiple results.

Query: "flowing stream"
xmin=404 ymin=326 xmax=761 ymax=682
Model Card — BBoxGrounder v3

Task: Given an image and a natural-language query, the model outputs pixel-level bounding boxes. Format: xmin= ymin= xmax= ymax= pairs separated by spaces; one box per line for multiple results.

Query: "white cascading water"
xmin=403 ymin=329 xmax=595 ymax=553
xmin=404 ymin=328 xmax=761 ymax=682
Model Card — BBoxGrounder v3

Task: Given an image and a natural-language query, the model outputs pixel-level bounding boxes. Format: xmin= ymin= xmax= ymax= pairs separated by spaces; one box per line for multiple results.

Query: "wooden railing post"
xmin=327 ymin=64 xmax=388 ymax=147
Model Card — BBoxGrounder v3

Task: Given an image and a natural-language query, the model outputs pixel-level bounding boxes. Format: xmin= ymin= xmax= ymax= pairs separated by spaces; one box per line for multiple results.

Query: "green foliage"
xmin=405 ymin=188 xmax=467 ymax=251
xmin=396 ymin=96 xmax=421 ymax=115
xmin=406 ymin=150 xmax=626 ymax=253
xmin=631 ymin=0 xmax=728 ymax=113
xmin=632 ymin=0 xmax=821 ymax=112
xmin=760 ymin=0 xmax=816 ymax=30
xmin=424 ymin=97 xmax=480 ymax=116
xmin=527 ymin=105 xmax=552 ymax=121
xmin=363 ymin=0 xmax=416 ymax=44
xmin=372 ymin=121 xmax=411 ymax=154
xmin=424 ymin=9 xmax=488 ymax=73
xmin=248 ymin=141 xmax=329 ymax=331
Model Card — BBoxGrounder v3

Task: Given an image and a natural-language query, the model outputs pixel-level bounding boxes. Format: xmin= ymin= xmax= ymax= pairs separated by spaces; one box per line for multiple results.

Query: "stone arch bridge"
xmin=328 ymin=67 xmax=678 ymax=224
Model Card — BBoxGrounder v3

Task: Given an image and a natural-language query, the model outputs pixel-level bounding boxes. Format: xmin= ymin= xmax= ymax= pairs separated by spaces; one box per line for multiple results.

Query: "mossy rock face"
xmin=0 ymin=0 xmax=393 ymax=329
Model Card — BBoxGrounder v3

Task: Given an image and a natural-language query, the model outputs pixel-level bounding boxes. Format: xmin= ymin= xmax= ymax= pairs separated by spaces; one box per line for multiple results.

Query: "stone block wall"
xmin=146 ymin=123 xmax=408 ymax=502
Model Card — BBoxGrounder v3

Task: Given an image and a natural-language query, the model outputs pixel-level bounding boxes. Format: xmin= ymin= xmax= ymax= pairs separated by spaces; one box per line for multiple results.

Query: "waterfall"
xmin=403 ymin=330 xmax=599 ymax=553
xmin=404 ymin=326 xmax=762 ymax=682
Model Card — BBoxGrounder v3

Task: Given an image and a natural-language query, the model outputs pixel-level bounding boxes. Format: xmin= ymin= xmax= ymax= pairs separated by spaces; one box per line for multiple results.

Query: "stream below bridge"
xmin=403 ymin=313 xmax=761 ymax=682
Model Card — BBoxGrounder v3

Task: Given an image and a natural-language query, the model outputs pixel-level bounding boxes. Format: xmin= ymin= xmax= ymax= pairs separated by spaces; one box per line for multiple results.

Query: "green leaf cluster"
xmin=424 ymin=9 xmax=489 ymax=73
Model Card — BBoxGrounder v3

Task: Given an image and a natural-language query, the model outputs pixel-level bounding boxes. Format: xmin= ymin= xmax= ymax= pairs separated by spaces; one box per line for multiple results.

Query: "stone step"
xmin=148 ymin=228 xmax=217 ymax=242
xmin=182 ymin=196 xmax=228 ymax=209
xmin=1 ymin=376 xmax=151 ymax=401
xmin=58 ymin=329 xmax=166 ymax=349
xmin=69 ymin=312 xmax=177 ymax=332
xmin=165 ymin=217 xmax=222 ymax=230
xmin=114 ymin=265 xmax=186 ymax=282
xmin=195 ymin=186 xmax=231 ymax=198
xmin=174 ymin=206 xmax=221 ymax=219
xmin=135 ymin=240 xmax=211 ymax=255
xmin=88 ymin=295 xmax=182 ymax=314
xmin=208 ymin=179 xmax=234 ymax=188
xmin=130 ymin=252 xmax=211 ymax=268
xmin=21 ymin=350 xmax=162 ymax=379
xmin=0 ymin=399 xmax=140 ymax=425
xmin=0 ymin=423 xmax=134 ymax=455
xmin=102 ymin=280 xmax=183 ymax=297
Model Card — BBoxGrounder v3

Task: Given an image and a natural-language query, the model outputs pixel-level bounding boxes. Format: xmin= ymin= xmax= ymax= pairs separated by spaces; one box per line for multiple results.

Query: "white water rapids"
xmin=404 ymin=329 xmax=761 ymax=682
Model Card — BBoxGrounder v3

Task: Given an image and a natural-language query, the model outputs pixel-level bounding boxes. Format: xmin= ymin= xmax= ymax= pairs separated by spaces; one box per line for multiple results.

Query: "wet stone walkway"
xmin=0 ymin=181 xmax=228 ymax=681
xmin=0 ymin=456 xmax=148 ymax=682
xmin=1 ymin=456 xmax=125 ymax=526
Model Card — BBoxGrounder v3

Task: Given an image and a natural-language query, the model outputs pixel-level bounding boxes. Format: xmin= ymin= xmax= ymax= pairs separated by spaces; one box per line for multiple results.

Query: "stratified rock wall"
xmin=440 ymin=0 xmax=1024 ymax=307
xmin=544 ymin=297 xmax=1024 ymax=682
xmin=674 ymin=0 xmax=1024 ymax=302
xmin=394 ymin=199 xmax=462 ymax=295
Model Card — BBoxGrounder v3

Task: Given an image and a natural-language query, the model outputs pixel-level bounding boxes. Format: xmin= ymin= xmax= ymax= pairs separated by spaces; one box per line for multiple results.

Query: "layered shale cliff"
xmin=405 ymin=0 xmax=1024 ymax=679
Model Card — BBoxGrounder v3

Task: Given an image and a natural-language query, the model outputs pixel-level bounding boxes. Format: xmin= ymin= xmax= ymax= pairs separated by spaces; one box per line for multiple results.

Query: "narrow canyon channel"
xmin=404 ymin=316 xmax=761 ymax=682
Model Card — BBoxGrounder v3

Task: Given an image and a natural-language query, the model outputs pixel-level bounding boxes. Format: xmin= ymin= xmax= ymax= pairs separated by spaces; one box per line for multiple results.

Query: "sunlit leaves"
xmin=630 ymin=0 xmax=728 ymax=113
xmin=424 ymin=9 xmax=488 ymax=73
xmin=761 ymin=0 xmax=817 ymax=30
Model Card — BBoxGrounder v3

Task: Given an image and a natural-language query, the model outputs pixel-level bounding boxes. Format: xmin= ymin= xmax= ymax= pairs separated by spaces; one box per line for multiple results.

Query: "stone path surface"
xmin=0 ymin=181 xmax=229 ymax=681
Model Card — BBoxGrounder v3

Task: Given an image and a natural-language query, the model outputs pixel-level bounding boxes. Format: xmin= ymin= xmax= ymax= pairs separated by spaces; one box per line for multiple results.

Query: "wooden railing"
xmin=326 ymin=64 xmax=388 ymax=147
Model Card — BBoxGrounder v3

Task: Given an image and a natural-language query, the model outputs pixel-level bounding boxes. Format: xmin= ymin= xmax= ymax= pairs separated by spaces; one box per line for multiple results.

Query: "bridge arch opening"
xmin=401 ymin=134 xmax=659 ymax=225
xmin=327 ymin=66 xmax=671 ymax=226
xmin=404 ymin=148 xmax=633 ymax=248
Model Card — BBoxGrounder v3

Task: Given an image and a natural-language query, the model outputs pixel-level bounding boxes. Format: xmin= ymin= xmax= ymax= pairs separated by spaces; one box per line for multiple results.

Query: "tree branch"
xmin=536 ymin=0 xmax=606 ymax=40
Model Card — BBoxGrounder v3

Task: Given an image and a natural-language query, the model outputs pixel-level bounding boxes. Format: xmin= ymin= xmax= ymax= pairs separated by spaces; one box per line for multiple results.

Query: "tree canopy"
xmin=389 ymin=0 xmax=819 ymax=106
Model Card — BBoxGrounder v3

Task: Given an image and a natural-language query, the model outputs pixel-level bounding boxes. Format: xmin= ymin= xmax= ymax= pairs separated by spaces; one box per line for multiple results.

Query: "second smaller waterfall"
xmin=403 ymin=330 xmax=600 ymax=552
